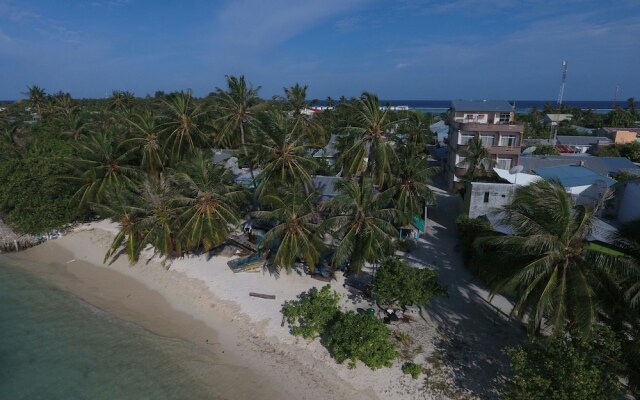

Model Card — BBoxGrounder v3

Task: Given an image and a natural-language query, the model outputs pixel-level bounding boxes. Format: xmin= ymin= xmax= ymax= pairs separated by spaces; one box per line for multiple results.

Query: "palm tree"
xmin=283 ymin=83 xmax=324 ymax=144
xmin=68 ymin=130 xmax=138 ymax=208
xmin=252 ymin=111 xmax=318 ymax=196
xmin=160 ymin=92 xmax=208 ymax=163
xmin=109 ymin=90 xmax=136 ymax=112
xmin=253 ymin=186 xmax=324 ymax=272
xmin=25 ymin=85 xmax=47 ymax=117
xmin=396 ymin=112 xmax=433 ymax=157
xmin=63 ymin=114 xmax=91 ymax=141
xmin=95 ymin=190 xmax=145 ymax=263
xmin=458 ymin=137 xmax=491 ymax=180
xmin=389 ymin=155 xmax=438 ymax=223
xmin=480 ymin=180 xmax=639 ymax=336
xmin=121 ymin=108 xmax=165 ymax=176
xmin=136 ymin=174 xmax=181 ymax=258
xmin=337 ymin=92 xmax=396 ymax=187
xmin=322 ymin=178 xmax=398 ymax=274
xmin=51 ymin=91 xmax=76 ymax=124
xmin=212 ymin=75 xmax=261 ymax=150
xmin=173 ymin=151 xmax=247 ymax=252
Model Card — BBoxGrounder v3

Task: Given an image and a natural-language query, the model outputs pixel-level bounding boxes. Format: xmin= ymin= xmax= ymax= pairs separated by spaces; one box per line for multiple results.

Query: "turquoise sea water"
xmin=0 ymin=259 xmax=223 ymax=400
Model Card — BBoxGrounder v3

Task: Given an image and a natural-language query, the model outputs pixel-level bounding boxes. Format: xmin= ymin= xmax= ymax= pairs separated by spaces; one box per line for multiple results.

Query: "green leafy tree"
xmin=606 ymin=107 xmax=635 ymax=128
xmin=506 ymin=331 xmax=623 ymax=400
xmin=532 ymin=144 xmax=559 ymax=155
xmin=281 ymin=285 xmax=340 ymax=339
xmin=326 ymin=311 xmax=397 ymax=369
xmin=0 ymin=157 xmax=81 ymax=233
xmin=323 ymin=178 xmax=398 ymax=273
xmin=479 ymin=179 xmax=640 ymax=336
xmin=372 ymin=257 xmax=446 ymax=307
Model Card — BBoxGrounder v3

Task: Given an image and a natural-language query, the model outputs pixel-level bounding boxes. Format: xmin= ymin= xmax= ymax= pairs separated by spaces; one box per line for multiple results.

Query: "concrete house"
xmin=446 ymin=100 xmax=524 ymax=190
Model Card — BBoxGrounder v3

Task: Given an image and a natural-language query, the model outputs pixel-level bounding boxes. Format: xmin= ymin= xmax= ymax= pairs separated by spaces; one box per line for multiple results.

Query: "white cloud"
xmin=213 ymin=0 xmax=371 ymax=49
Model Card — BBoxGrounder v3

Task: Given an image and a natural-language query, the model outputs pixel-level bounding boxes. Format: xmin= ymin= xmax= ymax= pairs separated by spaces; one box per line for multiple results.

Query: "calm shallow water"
xmin=0 ymin=259 xmax=222 ymax=400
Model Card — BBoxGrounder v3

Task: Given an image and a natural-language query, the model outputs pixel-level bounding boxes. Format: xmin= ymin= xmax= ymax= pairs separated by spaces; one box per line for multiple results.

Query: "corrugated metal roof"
xmin=312 ymin=175 xmax=343 ymax=199
xmin=450 ymin=99 xmax=514 ymax=112
xmin=520 ymin=155 xmax=640 ymax=177
xmin=534 ymin=165 xmax=616 ymax=187
xmin=556 ymin=136 xmax=611 ymax=146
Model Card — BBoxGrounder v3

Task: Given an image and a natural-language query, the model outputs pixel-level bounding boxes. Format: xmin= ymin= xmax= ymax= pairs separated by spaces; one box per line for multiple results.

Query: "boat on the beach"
xmin=227 ymin=252 xmax=265 ymax=273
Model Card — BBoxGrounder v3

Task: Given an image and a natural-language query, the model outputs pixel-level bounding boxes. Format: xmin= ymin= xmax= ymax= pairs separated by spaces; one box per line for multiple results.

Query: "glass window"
xmin=496 ymin=157 xmax=512 ymax=170
xmin=499 ymin=135 xmax=517 ymax=147
xmin=459 ymin=134 xmax=475 ymax=145
xmin=484 ymin=192 xmax=490 ymax=203
xmin=479 ymin=135 xmax=494 ymax=146
xmin=499 ymin=112 xmax=511 ymax=123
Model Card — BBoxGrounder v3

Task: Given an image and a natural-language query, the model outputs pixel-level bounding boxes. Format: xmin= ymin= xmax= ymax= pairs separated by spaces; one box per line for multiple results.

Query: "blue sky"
xmin=1 ymin=0 xmax=639 ymax=100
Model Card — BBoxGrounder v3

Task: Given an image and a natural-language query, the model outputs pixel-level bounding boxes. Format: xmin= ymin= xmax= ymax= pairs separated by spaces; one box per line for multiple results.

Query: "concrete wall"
xmin=618 ymin=180 xmax=640 ymax=224
xmin=613 ymin=130 xmax=638 ymax=144
xmin=464 ymin=181 xmax=516 ymax=218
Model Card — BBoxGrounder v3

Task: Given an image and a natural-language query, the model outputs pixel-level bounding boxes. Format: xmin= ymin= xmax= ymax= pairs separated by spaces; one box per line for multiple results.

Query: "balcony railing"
xmin=456 ymin=122 xmax=524 ymax=132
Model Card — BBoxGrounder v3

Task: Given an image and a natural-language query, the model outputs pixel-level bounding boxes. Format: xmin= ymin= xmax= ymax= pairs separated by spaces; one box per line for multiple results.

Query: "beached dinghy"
xmin=227 ymin=252 xmax=265 ymax=273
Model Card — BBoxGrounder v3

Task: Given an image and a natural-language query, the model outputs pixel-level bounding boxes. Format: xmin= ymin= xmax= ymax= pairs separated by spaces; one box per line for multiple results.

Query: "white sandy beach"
xmin=6 ymin=220 xmax=456 ymax=400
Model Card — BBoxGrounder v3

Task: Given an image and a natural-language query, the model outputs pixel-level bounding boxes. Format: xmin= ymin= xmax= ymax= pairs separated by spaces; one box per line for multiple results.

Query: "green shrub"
xmin=506 ymin=333 xmax=623 ymax=400
xmin=325 ymin=311 xmax=397 ymax=370
xmin=402 ymin=362 xmax=422 ymax=379
xmin=281 ymin=285 xmax=340 ymax=339
xmin=372 ymin=257 xmax=446 ymax=307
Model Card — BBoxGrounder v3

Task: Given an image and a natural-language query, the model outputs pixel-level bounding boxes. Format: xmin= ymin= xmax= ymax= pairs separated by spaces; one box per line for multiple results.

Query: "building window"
xmin=479 ymin=135 xmax=495 ymax=147
xmin=484 ymin=192 xmax=490 ymax=203
xmin=465 ymin=114 xmax=477 ymax=121
xmin=498 ymin=112 xmax=511 ymax=123
xmin=499 ymin=135 xmax=517 ymax=147
xmin=459 ymin=134 xmax=475 ymax=145
xmin=496 ymin=157 xmax=512 ymax=170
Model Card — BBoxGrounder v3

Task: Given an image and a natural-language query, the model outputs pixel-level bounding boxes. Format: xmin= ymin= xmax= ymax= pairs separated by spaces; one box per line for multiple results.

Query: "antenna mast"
xmin=612 ymin=85 xmax=619 ymax=108
xmin=557 ymin=60 xmax=568 ymax=107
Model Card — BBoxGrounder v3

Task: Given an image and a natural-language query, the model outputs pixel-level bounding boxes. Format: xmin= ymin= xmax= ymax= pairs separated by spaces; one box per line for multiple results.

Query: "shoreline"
xmin=3 ymin=222 xmax=421 ymax=399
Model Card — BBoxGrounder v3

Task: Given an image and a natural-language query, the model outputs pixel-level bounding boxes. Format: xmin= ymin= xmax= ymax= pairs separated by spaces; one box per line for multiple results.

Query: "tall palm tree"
xmin=121 ymin=108 xmax=165 ymax=177
xmin=160 ymin=92 xmax=208 ymax=163
xmin=136 ymin=174 xmax=181 ymax=258
xmin=480 ymin=180 xmax=639 ymax=336
xmin=253 ymin=187 xmax=324 ymax=272
xmin=173 ymin=151 xmax=247 ymax=252
xmin=109 ymin=90 xmax=136 ymax=113
xmin=458 ymin=137 xmax=491 ymax=180
xmin=25 ymin=85 xmax=47 ymax=117
xmin=322 ymin=178 xmax=398 ymax=274
xmin=95 ymin=190 xmax=145 ymax=263
xmin=252 ymin=111 xmax=318 ymax=196
xmin=396 ymin=112 xmax=433 ymax=157
xmin=337 ymin=92 xmax=396 ymax=187
xmin=63 ymin=114 xmax=91 ymax=141
xmin=212 ymin=75 xmax=261 ymax=151
xmin=283 ymin=83 xmax=324 ymax=145
xmin=68 ymin=130 xmax=138 ymax=208
xmin=389 ymin=155 xmax=438 ymax=223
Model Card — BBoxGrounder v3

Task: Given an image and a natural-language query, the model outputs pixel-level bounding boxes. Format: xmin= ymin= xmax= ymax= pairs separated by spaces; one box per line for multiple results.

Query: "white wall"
xmin=618 ymin=181 xmax=640 ymax=224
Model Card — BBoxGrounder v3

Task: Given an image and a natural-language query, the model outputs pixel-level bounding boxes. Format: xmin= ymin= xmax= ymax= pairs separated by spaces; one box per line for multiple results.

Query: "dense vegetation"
xmin=460 ymin=180 xmax=640 ymax=396
xmin=0 ymin=82 xmax=437 ymax=273
xmin=281 ymin=285 xmax=399 ymax=370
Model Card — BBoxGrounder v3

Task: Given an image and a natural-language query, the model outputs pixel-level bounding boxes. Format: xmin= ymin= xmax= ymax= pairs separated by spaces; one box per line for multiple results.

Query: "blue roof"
xmin=451 ymin=99 xmax=514 ymax=112
xmin=534 ymin=165 xmax=617 ymax=188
